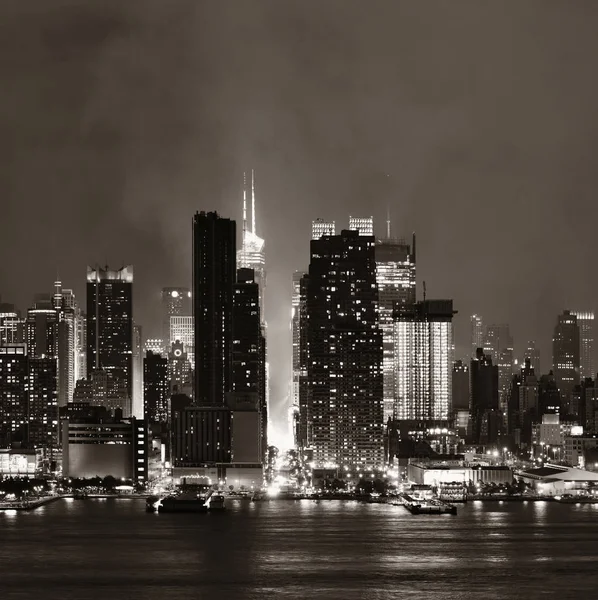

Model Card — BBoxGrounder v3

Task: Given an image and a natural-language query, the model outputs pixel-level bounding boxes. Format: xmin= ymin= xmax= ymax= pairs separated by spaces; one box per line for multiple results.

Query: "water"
xmin=1 ymin=498 xmax=598 ymax=599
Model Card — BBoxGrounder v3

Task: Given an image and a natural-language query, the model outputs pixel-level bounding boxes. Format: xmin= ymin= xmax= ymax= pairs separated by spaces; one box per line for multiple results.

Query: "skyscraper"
xmin=132 ymin=324 xmax=143 ymax=418
xmin=237 ymin=171 xmax=266 ymax=315
xmin=305 ymin=229 xmax=384 ymax=468
xmin=553 ymin=310 xmax=580 ymax=399
xmin=452 ymin=359 xmax=470 ymax=437
xmin=0 ymin=302 xmax=24 ymax=345
xmin=311 ymin=218 xmax=336 ymax=240
xmin=168 ymin=341 xmax=192 ymax=395
xmin=348 ymin=216 xmax=374 ymax=236
xmin=193 ymin=211 xmax=236 ymax=406
xmin=484 ymin=324 xmax=514 ymax=428
xmin=86 ymin=266 xmax=134 ymax=413
xmin=571 ymin=311 xmax=595 ymax=379
xmin=143 ymin=350 xmax=169 ymax=424
xmin=375 ymin=228 xmax=416 ymax=423
xmin=394 ymin=300 xmax=455 ymax=421
xmin=161 ymin=287 xmax=191 ymax=349
xmin=291 ymin=270 xmax=306 ymax=412
xmin=524 ymin=340 xmax=541 ymax=375
xmin=232 ymin=268 xmax=266 ymax=456
xmin=27 ymin=356 xmax=58 ymax=450
xmin=0 ymin=345 xmax=28 ymax=447
xmin=470 ymin=348 xmax=500 ymax=444
xmin=170 ymin=316 xmax=194 ymax=368
xmin=470 ymin=314 xmax=484 ymax=358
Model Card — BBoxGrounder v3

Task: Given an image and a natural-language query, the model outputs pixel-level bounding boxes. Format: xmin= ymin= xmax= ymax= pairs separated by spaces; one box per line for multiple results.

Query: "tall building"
xmin=525 ymin=340 xmax=541 ymax=375
xmin=311 ymin=218 xmax=336 ymax=240
xmin=484 ymin=324 xmax=513 ymax=428
xmin=0 ymin=346 xmax=57 ymax=450
xmin=571 ymin=311 xmax=595 ymax=379
xmin=553 ymin=310 xmax=580 ymax=399
xmin=53 ymin=283 xmax=77 ymax=407
xmin=168 ymin=341 xmax=192 ymax=395
xmin=132 ymin=324 xmax=143 ymax=418
xmin=375 ymin=228 xmax=416 ymax=423
xmin=0 ymin=345 xmax=28 ymax=447
xmin=348 ymin=216 xmax=374 ymax=236
xmin=232 ymin=268 xmax=266 ymax=457
xmin=0 ymin=302 xmax=24 ymax=345
xmin=193 ymin=211 xmax=236 ymax=406
xmin=305 ymin=229 xmax=384 ymax=468
xmin=297 ymin=273 xmax=310 ymax=452
xmin=470 ymin=314 xmax=484 ymax=359
xmin=161 ymin=287 xmax=191 ymax=348
xmin=169 ymin=316 xmax=194 ymax=368
xmin=86 ymin=266 xmax=133 ymax=407
xmin=143 ymin=350 xmax=169 ymax=424
xmin=291 ymin=270 xmax=306 ymax=412
xmin=236 ymin=171 xmax=266 ymax=315
xmin=452 ymin=359 xmax=470 ymax=437
xmin=470 ymin=348 xmax=500 ymax=444
xmin=394 ymin=300 xmax=455 ymax=421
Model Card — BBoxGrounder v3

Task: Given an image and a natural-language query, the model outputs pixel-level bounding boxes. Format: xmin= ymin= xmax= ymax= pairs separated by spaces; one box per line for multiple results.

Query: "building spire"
xmin=386 ymin=206 xmax=391 ymax=239
xmin=412 ymin=231 xmax=416 ymax=263
xmin=251 ymin=169 xmax=256 ymax=235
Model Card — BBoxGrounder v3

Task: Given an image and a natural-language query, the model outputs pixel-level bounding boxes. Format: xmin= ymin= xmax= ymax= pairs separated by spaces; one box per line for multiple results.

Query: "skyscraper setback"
xmin=304 ymin=229 xmax=384 ymax=468
xmin=192 ymin=211 xmax=236 ymax=406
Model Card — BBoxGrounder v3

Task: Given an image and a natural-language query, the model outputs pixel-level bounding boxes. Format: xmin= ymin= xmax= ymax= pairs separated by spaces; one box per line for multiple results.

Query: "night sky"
xmin=2 ymin=1 xmax=598 ymax=443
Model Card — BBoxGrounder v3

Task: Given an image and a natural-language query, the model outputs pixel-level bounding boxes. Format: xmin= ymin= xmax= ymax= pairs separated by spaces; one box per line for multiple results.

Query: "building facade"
xmin=144 ymin=350 xmax=169 ymax=424
xmin=553 ymin=310 xmax=580 ymax=399
xmin=571 ymin=311 xmax=595 ymax=380
xmin=394 ymin=300 xmax=454 ymax=421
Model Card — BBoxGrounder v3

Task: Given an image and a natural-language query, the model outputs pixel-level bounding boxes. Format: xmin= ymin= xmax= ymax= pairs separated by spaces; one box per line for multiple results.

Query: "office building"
xmin=394 ymin=300 xmax=455 ymax=421
xmin=297 ymin=273 xmax=310 ymax=452
xmin=452 ymin=359 xmax=470 ymax=437
xmin=193 ymin=211 xmax=236 ymax=406
xmin=525 ymin=340 xmax=541 ymax=376
xmin=0 ymin=345 xmax=28 ymax=447
xmin=375 ymin=229 xmax=416 ymax=422
xmin=144 ymin=338 xmax=164 ymax=356
xmin=61 ymin=405 xmax=147 ymax=483
xmin=470 ymin=315 xmax=484 ymax=359
xmin=0 ymin=302 xmax=24 ymax=345
xmin=484 ymin=324 xmax=513 ymax=428
xmin=144 ymin=350 xmax=169 ymax=424
xmin=571 ymin=311 xmax=595 ymax=380
xmin=553 ymin=310 xmax=580 ymax=399
xmin=169 ymin=316 xmax=194 ymax=368
xmin=348 ymin=216 xmax=374 ymax=237
xmin=73 ymin=370 xmax=130 ymax=417
xmin=168 ymin=341 xmax=192 ymax=396
xmin=311 ymin=218 xmax=336 ymax=240
xmin=470 ymin=348 xmax=500 ymax=445
xmin=132 ymin=324 xmax=143 ymax=418
xmin=171 ymin=396 xmax=232 ymax=465
xmin=291 ymin=271 xmax=306 ymax=412
xmin=0 ymin=345 xmax=57 ymax=450
xmin=237 ymin=171 xmax=266 ymax=315
xmin=232 ymin=268 xmax=266 ymax=456
xmin=86 ymin=266 xmax=133 ymax=405
xmin=305 ymin=229 xmax=384 ymax=468
xmin=161 ymin=287 xmax=191 ymax=346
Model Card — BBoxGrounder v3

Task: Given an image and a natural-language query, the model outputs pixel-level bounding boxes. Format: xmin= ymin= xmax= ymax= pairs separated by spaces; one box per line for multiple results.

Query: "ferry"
xmin=158 ymin=491 xmax=208 ymax=513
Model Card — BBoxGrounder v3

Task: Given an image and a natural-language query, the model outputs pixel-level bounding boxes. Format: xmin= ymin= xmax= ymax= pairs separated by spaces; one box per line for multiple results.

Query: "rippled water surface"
xmin=1 ymin=498 xmax=598 ymax=599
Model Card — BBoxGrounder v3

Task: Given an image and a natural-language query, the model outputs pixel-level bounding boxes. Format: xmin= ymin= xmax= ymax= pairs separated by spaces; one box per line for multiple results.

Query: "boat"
xmin=208 ymin=493 xmax=226 ymax=511
xmin=158 ymin=492 xmax=208 ymax=513
xmin=554 ymin=494 xmax=597 ymax=504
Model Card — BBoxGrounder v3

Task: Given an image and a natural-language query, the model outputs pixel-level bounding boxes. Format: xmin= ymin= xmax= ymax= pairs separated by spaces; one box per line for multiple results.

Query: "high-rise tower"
xmin=86 ymin=266 xmax=134 ymax=414
xmin=305 ymin=229 xmax=384 ymax=468
xmin=470 ymin=315 xmax=484 ymax=358
xmin=571 ymin=311 xmax=595 ymax=379
xmin=193 ymin=211 xmax=236 ymax=406
xmin=552 ymin=310 xmax=580 ymax=399
xmin=375 ymin=226 xmax=416 ymax=423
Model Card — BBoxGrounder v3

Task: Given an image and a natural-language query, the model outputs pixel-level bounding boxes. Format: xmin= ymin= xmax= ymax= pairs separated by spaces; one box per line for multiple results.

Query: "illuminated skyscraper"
xmin=168 ymin=341 xmax=192 ymax=395
xmin=291 ymin=271 xmax=307 ymax=420
xmin=375 ymin=225 xmax=416 ymax=423
xmin=553 ymin=310 xmax=580 ymax=399
xmin=571 ymin=311 xmax=595 ymax=379
xmin=86 ymin=266 xmax=133 ymax=413
xmin=349 ymin=216 xmax=374 ymax=237
xmin=161 ymin=287 xmax=191 ymax=349
xmin=193 ymin=211 xmax=236 ymax=406
xmin=470 ymin=314 xmax=484 ymax=358
xmin=132 ymin=324 xmax=143 ymax=418
xmin=237 ymin=171 xmax=266 ymax=315
xmin=311 ymin=218 xmax=336 ymax=240
xmin=144 ymin=350 xmax=169 ymax=424
xmin=484 ymin=324 xmax=513 ymax=426
xmin=169 ymin=316 xmax=194 ymax=368
xmin=305 ymin=229 xmax=384 ymax=468
xmin=524 ymin=340 xmax=541 ymax=376
xmin=394 ymin=300 xmax=455 ymax=421
xmin=0 ymin=346 xmax=28 ymax=447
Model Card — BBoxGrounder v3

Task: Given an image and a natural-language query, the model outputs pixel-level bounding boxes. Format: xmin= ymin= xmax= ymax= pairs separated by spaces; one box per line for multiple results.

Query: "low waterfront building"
xmin=564 ymin=434 xmax=598 ymax=468
xmin=407 ymin=460 xmax=513 ymax=486
xmin=0 ymin=448 xmax=42 ymax=477
xmin=516 ymin=464 xmax=598 ymax=496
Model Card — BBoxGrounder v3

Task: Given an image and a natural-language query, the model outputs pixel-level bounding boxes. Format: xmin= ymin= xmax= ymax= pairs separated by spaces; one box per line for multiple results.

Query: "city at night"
xmin=2 ymin=2 xmax=598 ymax=599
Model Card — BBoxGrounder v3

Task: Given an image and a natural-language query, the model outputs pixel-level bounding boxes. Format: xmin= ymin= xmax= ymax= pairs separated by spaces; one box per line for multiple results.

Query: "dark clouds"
xmin=2 ymin=1 xmax=598 ymax=443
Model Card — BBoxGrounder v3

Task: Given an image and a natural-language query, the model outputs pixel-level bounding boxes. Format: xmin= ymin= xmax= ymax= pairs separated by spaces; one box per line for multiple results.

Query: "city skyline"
xmin=4 ymin=2 xmax=598 ymax=446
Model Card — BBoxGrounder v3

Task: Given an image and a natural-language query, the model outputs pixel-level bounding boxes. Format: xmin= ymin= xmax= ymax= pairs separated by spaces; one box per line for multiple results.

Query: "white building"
xmin=349 ymin=216 xmax=374 ymax=237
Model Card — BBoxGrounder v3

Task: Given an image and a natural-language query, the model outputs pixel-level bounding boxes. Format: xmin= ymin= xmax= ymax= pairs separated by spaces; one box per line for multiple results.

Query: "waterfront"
xmin=1 ymin=499 xmax=598 ymax=599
